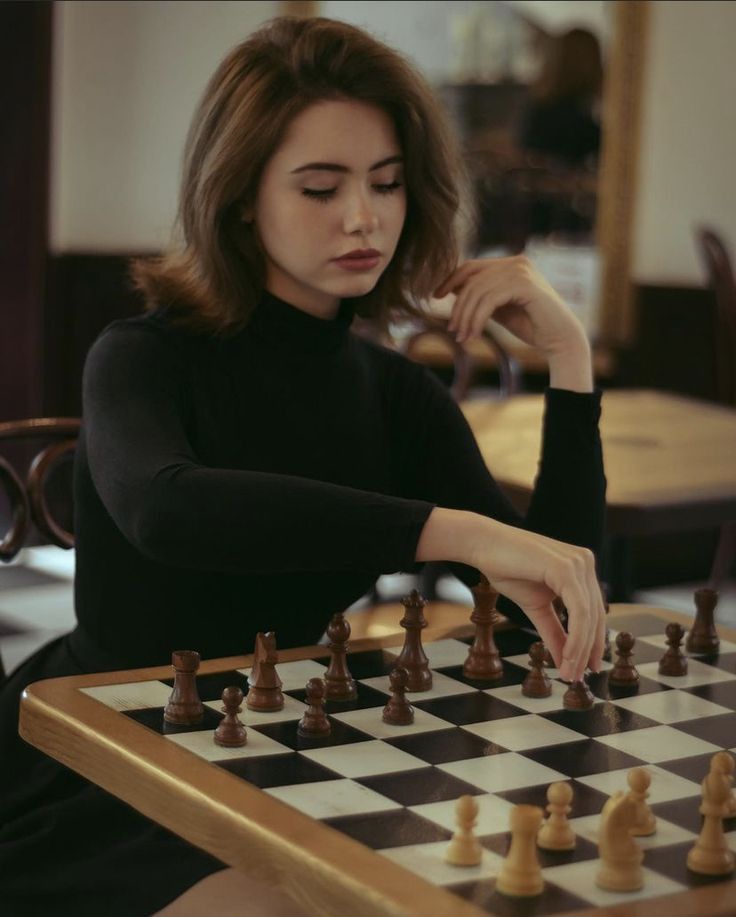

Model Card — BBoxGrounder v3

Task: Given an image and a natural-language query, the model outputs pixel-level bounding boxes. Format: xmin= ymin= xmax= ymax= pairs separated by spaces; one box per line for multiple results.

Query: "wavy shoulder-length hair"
xmin=129 ymin=15 xmax=476 ymax=335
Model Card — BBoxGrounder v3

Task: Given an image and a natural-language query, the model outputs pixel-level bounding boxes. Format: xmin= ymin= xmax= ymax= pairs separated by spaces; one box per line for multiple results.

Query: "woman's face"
xmin=246 ymin=99 xmax=407 ymax=318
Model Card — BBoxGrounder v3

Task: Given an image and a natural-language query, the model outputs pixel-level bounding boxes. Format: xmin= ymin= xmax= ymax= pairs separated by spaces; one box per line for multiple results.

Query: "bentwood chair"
xmin=0 ymin=418 xmax=80 ymax=679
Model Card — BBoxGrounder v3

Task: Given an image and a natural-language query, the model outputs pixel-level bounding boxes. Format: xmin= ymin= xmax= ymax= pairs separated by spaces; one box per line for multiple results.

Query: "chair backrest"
xmin=695 ymin=226 xmax=736 ymax=406
xmin=0 ymin=418 xmax=80 ymax=562
xmin=399 ymin=318 xmax=522 ymax=402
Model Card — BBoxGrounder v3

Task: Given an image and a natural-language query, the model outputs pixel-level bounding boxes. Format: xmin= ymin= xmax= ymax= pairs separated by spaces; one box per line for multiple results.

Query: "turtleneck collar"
xmin=246 ymin=289 xmax=355 ymax=355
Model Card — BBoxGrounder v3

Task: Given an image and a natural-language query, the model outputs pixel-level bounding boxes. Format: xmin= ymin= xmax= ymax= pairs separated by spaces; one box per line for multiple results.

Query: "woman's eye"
xmin=301 ymin=181 xmax=403 ymax=203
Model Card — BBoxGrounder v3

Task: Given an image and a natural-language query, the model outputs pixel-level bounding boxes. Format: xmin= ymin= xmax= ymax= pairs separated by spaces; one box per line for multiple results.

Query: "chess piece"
xmin=246 ymin=632 xmax=284 ymax=711
xmin=324 ymin=611 xmax=357 ymax=701
xmin=686 ymin=756 xmax=735 ymax=875
xmin=658 ymin=622 xmax=688 ymax=677
xmin=686 ymin=588 xmax=720 ymax=655
xmin=522 ymin=642 xmax=552 ymax=698
xmin=214 ymin=686 xmax=247 ymax=747
xmin=608 ymin=631 xmax=639 ymax=687
xmin=627 ymin=768 xmax=657 ymax=836
xmin=298 ymin=677 xmax=331 ymax=738
xmin=562 ymin=678 xmax=594 ymax=710
xmin=537 ymin=782 xmax=576 ymax=850
xmin=395 ymin=590 xmax=432 ymax=691
xmin=496 ymin=805 xmax=544 ymax=897
xmin=462 ymin=576 xmax=503 ymax=681
xmin=164 ymin=650 xmax=204 ymax=725
xmin=444 ymin=795 xmax=483 ymax=866
xmin=596 ymin=791 xmax=643 ymax=891
xmin=382 ymin=666 xmax=414 ymax=725
xmin=712 ymin=751 xmax=736 ymax=817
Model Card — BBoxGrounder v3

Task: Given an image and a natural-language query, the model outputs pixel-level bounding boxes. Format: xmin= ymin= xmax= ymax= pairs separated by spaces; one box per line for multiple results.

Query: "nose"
xmin=343 ymin=187 xmax=379 ymax=236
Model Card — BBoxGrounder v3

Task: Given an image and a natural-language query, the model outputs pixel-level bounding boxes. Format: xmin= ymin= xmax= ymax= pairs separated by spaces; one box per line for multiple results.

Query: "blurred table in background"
xmin=461 ymin=389 xmax=736 ymax=600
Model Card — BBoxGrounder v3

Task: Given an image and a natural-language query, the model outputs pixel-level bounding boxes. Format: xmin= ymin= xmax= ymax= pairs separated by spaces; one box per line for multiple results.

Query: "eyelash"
xmin=301 ymin=181 xmax=403 ymax=203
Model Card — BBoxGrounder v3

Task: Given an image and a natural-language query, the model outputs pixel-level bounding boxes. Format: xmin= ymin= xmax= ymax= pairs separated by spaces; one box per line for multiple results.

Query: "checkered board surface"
xmin=81 ymin=613 xmax=736 ymax=916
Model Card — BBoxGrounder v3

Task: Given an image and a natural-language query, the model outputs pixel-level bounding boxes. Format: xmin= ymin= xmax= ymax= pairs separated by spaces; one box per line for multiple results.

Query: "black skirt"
xmin=0 ymin=635 xmax=224 ymax=917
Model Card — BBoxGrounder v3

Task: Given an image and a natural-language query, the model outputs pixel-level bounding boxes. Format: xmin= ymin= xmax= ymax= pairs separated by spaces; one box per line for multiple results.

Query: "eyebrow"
xmin=290 ymin=155 xmax=404 ymax=174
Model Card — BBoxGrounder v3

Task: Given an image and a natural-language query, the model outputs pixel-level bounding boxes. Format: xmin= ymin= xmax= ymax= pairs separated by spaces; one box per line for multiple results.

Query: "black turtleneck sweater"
xmin=0 ymin=290 xmax=605 ymax=916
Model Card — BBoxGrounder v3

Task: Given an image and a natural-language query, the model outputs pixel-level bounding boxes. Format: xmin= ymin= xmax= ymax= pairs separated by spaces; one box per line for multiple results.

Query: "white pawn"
xmin=596 ymin=791 xmax=643 ymax=892
xmin=537 ymin=782 xmax=576 ymax=850
xmin=628 ymin=768 xmax=657 ymax=836
xmin=687 ymin=756 xmax=735 ymax=875
xmin=445 ymin=795 xmax=482 ymax=866
xmin=712 ymin=751 xmax=736 ymax=817
xmin=496 ymin=805 xmax=544 ymax=897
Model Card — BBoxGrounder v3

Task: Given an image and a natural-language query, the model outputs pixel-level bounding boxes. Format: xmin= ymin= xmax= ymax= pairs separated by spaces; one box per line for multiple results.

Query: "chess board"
xmin=19 ymin=605 xmax=736 ymax=917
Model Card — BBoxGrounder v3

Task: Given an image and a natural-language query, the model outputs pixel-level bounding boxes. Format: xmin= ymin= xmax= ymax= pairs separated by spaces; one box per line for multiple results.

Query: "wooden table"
xmin=462 ymin=389 xmax=736 ymax=599
xmin=18 ymin=605 xmax=736 ymax=917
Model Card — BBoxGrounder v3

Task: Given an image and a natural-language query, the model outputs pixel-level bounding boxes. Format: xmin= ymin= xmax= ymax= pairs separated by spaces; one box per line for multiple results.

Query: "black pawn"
xmin=522 ymin=641 xmax=552 ymax=698
xmin=298 ymin=677 xmax=331 ymax=738
xmin=659 ymin=622 xmax=688 ymax=676
xmin=563 ymin=678 xmax=595 ymax=710
xmin=382 ymin=667 xmax=415 ymax=725
xmin=214 ymin=686 xmax=247 ymax=747
xmin=608 ymin=631 xmax=639 ymax=686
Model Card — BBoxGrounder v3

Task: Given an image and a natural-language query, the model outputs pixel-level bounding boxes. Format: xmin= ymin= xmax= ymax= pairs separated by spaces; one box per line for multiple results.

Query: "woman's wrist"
xmin=415 ymin=507 xmax=497 ymax=568
xmin=546 ymin=335 xmax=594 ymax=393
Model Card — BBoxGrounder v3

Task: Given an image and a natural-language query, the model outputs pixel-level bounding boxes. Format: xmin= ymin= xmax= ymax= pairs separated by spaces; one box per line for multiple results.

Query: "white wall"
xmin=49 ymin=0 xmax=279 ymax=253
xmin=631 ymin=0 xmax=736 ymax=285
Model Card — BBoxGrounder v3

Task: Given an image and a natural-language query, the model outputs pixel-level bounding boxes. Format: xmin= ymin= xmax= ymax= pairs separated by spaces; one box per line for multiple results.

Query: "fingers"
xmin=551 ymin=549 xmax=604 ymax=682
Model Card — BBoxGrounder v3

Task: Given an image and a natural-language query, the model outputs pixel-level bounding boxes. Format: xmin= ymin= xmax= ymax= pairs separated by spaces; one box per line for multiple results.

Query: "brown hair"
xmin=129 ymin=15 xmax=475 ymax=335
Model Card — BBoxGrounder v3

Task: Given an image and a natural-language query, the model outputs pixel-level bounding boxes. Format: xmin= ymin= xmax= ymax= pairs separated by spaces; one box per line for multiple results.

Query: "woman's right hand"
xmin=415 ymin=508 xmax=605 ymax=682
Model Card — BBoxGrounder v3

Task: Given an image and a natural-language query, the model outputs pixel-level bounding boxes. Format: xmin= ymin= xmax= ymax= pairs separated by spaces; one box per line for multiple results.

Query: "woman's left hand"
xmin=434 ymin=255 xmax=588 ymax=360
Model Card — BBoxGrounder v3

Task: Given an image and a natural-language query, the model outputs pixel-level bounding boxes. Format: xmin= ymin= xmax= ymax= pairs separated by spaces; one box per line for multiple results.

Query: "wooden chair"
xmin=0 ymin=418 xmax=80 ymax=680
xmin=695 ymin=226 xmax=736 ymax=588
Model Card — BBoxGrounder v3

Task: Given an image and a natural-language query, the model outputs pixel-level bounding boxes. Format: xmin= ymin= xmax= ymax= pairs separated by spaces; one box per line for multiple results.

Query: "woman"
xmin=0 ymin=16 xmax=606 ymax=916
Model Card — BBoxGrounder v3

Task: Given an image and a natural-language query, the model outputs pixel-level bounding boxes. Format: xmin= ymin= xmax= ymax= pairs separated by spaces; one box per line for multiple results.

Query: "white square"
xmin=594 ymin=725 xmax=722 ymax=763
xmin=377 ymin=841 xmax=503 ymax=886
xmin=164 ymin=727 xmax=291 ymax=761
xmin=542 ymin=859 xmax=685 ymax=907
xmin=439 ymin=752 xmax=566 ymax=794
xmin=462 ymin=715 xmax=584 ymax=752
xmin=637 ymin=658 xmax=736 ymax=689
xmin=330 ymin=705 xmax=452 ymax=739
xmin=80 ymin=680 xmax=172 ymax=711
xmin=238 ymin=658 xmax=326 ymax=692
xmin=360 ymin=671 xmax=476 ymax=700
xmin=299 ymin=739 xmax=427 ymax=779
xmin=265 ymin=778 xmax=401 ymax=819
xmin=569 ymin=813 xmax=696 ymax=849
xmin=409 ymin=793 xmax=515 ymax=837
xmin=385 ymin=638 xmax=473 ymax=669
xmin=203 ymin=693 xmax=306 ymax=725
xmin=484 ymin=680 xmax=570 ymax=713
xmin=610 ymin=690 xmax=733 ymax=724
xmin=575 ymin=764 xmax=701 ymax=804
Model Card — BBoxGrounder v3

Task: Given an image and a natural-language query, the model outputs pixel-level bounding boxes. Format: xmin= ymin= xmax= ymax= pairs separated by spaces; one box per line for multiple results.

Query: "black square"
xmin=493 ymin=627 xmax=540 ymax=657
xmin=323 ymin=809 xmax=451 ymax=849
xmin=657 ymin=751 xmax=722 ymax=785
xmin=216 ymin=752 xmax=340 ymax=788
xmin=250 ymin=718 xmax=373 ymax=751
xmin=193 ymin=670 xmax=251 ymax=703
xmin=285 ymin=681 xmax=388 ymax=713
xmin=644 ymin=840 xmax=736 ymax=887
xmin=541 ymin=702 xmax=660 ymax=737
xmin=495 ymin=778 xmax=610 ymax=818
xmin=587 ymin=670 xmax=672 ymax=701
xmin=610 ymin=639 xmax=667 ymax=665
xmin=122 ymin=705 xmax=223 ymax=735
xmin=523 ymin=738 xmax=647 ymax=778
xmin=357 ymin=766 xmax=482 ymax=806
xmin=384 ymin=727 xmax=504 ymax=765
xmin=343 ymin=649 xmax=397 ymax=679
xmin=413 ymin=692 xmax=527 ymax=726
xmin=437 ymin=662 xmax=530 ymax=690
xmin=451 ymin=877 xmax=590 ymax=915
xmin=669 ymin=714 xmax=735 ymax=747
xmin=685 ymin=680 xmax=736 ymax=710
xmin=701 ymin=652 xmax=736 ymax=675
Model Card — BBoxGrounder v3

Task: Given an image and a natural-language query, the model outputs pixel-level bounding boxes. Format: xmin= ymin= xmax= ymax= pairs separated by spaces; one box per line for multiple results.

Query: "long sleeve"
xmin=388 ymin=360 xmax=607 ymax=617
xmin=81 ymin=323 xmax=434 ymax=575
